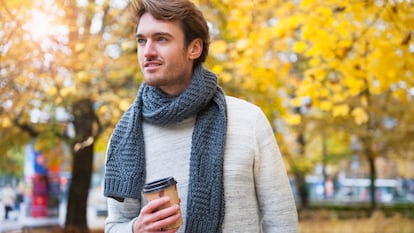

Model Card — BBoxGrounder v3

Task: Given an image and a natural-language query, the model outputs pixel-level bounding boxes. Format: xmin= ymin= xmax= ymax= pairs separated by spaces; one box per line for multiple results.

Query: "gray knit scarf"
xmin=104 ymin=65 xmax=226 ymax=233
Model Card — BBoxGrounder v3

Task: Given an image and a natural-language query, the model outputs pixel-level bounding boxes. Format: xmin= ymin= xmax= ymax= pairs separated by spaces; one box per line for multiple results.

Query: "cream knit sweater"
xmin=105 ymin=96 xmax=299 ymax=233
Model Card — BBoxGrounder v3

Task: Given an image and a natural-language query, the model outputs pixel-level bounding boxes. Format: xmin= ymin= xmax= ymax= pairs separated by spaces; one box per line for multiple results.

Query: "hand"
xmin=133 ymin=196 xmax=182 ymax=233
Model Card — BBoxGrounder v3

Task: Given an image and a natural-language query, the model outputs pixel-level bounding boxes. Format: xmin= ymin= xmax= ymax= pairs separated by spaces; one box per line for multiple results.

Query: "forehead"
xmin=136 ymin=13 xmax=184 ymax=37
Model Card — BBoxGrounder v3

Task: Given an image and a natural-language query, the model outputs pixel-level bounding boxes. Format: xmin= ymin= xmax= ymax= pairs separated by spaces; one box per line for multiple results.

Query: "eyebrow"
xmin=135 ymin=32 xmax=173 ymax=38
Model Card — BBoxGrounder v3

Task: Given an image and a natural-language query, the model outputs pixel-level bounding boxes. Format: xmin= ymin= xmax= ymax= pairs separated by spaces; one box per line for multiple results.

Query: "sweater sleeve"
xmin=253 ymin=110 xmax=299 ymax=233
xmin=105 ymin=197 xmax=141 ymax=233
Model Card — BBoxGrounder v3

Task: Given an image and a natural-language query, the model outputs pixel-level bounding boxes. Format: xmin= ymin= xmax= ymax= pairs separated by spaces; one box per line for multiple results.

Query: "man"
xmin=103 ymin=0 xmax=299 ymax=232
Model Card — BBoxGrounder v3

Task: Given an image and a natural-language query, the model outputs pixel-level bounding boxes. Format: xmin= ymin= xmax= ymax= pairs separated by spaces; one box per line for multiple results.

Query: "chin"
xmin=143 ymin=78 xmax=162 ymax=87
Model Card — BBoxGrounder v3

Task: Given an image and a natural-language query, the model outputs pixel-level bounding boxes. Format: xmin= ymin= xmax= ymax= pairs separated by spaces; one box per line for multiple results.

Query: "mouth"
xmin=144 ymin=61 xmax=162 ymax=68
xmin=143 ymin=61 xmax=162 ymax=73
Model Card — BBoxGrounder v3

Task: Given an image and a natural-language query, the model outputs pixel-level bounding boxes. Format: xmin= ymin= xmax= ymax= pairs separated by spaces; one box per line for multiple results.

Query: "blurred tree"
xmin=275 ymin=0 xmax=414 ymax=210
xmin=2 ymin=0 xmax=414 ymax=228
xmin=197 ymin=0 xmax=414 ymax=211
xmin=1 ymin=0 xmax=139 ymax=231
xmin=0 ymin=146 xmax=24 ymax=177
xmin=198 ymin=0 xmax=317 ymax=209
xmin=199 ymin=0 xmax=289 ymax=116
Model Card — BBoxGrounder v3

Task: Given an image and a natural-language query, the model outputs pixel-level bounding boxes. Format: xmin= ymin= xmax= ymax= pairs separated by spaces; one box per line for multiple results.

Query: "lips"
xmin=144 ymin=61 xmax=162 ymax=68
xmin=143 ymin=61 xmax=162 ymax=73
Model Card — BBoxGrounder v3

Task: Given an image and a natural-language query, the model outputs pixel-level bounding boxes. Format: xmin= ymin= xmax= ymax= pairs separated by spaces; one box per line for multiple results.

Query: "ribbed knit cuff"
xmin=104 ymin=176 xmax=142 ymax=200
xmin=185 ymin=217 xmax=222 ymax=233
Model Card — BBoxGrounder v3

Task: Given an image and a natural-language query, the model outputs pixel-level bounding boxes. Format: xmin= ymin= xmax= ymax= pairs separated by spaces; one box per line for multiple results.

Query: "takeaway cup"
xmin=143 ymin=177 xmax=182 ymax=230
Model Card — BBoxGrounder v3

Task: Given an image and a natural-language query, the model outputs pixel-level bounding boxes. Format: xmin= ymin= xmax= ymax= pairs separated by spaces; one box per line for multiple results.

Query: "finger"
xmin=152 ymin=229 xmax=178 ymax=233
xmin=141 ymin=196 xmax=170 ymax=214
xmin=163 ymin=227 xmax=180 ymax=233
xmin=133 ymin=202 xmax=179 ymax=233
xmin=151 ymin=204 xmax=180 ymax=223
xmin=149 ymin=210 xmax=181 ymax=231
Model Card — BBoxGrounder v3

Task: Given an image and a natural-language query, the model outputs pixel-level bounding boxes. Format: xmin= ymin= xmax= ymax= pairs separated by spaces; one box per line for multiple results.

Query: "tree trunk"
xmin=295 ymin=171 xmax=309 ymax=210
xmin=65 ymin=144 xmax=94 ymax=233
xmin=368 ymin=156 xmax=377 ymax=210
xmin=362 ymin=133 xmax=377 ymax=212
xmin=295 ymin=132 xmax=309 ymax=210
xmin=65 ymin=99 xmax=95 ymax=233
xmin=321 ymin=130 xmax=328 ymax=198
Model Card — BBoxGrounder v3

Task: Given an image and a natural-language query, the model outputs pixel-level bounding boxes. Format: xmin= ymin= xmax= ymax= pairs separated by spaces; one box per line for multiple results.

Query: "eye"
xmin=157 ymin=36 xmax=168 ymax=42
xmin=137 ymin=38 xmax=146 ymax=45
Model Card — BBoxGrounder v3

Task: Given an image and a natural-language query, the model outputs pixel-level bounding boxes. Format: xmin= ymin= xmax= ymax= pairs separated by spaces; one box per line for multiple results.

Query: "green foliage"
xmin=0 ymin=146 xmax=25 ymax=177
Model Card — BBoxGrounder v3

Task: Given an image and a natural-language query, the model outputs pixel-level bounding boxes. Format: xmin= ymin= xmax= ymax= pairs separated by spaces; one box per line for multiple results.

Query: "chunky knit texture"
xmin=104 ymin=65 xmax=227 ymax=233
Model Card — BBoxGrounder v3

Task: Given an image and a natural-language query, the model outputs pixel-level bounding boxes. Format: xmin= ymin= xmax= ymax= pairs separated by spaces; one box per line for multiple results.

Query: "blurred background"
xmin=1 ymin=0 xmax=413 ymax=232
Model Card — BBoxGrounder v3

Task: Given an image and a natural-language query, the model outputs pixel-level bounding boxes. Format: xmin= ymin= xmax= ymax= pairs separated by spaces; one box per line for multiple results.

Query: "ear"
xmin=188 ymin=38 xmax=203 ymax=60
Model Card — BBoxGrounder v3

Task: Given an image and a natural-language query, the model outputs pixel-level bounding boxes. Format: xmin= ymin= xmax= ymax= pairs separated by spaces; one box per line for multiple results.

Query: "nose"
xmin=142 ymin=40 xmax=157 ymax=59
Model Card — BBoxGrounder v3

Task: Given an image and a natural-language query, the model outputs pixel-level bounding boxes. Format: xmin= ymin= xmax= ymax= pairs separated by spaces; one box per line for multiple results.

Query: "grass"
xmin=19 ymin=210 xmax=414 ymax=233
xmin=299 ymin=210 xmax=414 ymax=233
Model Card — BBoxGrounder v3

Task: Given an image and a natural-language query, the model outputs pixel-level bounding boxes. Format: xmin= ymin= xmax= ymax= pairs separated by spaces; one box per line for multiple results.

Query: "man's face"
xmin=136 ymin=13 xmax=199 ymax=96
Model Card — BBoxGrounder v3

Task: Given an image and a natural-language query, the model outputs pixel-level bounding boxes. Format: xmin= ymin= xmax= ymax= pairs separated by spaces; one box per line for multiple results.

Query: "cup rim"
xmin=143 ymin=176 xmax=177 ymax=193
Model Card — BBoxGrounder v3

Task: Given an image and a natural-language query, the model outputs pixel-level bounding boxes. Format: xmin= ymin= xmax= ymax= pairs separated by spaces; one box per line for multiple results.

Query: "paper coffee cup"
xmin=143 ymin=177 xmax=182 ymax=230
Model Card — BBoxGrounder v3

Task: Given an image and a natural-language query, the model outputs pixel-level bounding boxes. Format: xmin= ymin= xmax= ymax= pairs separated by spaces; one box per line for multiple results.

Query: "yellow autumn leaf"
xmin=318 ymin=88 xmax=330 ymax=98
xmin=360 ymin=96 xmax=368 ymax=107
xmin=285 ymin=114 xmax=302 ymax=126
xmin=242 ymin=77 xmax=256 ymax=90
xmin=293 ymin=41 xmax=307 ymax=53
xmin=220 ymin=72 xmax=232 ymax=83
xmin=290 ymin=97 xmax=303 ymax=107
xmin=75 ymin=71 xmax=88 ymax=82
xmin=269 ymin=25 xmax=286 ymax=38
xmin=119 ymin=99 xmax=131 ymax=111
xmin=338 ymin=39 xmax=353 ymax=48
xmin=210 ymin=40 xmax=227 ymax=55
xmin=309 ymin=57 xmax=321 ymax=66
xmin=332 ymin=93 xmax=347 ymax=103
xmin=351 ymin=107 xmax=369 ymax=125
xmin=392 ymin=88 xmax=409 ymax=103
xmin=235 ymin=39 xmax=248 ymax=51
xmin=211 ymin=65 xmax=223 ymax=74
xmin=1 ymin=118 xmax=11 ymax=128
xmin=77 ymin=52 xmax=89 ymax=62
xmin=344 ymin=78 xmax=365 ymax=96
xmin=16 ymin=75 xmax=26 ymax=86
xmin=55 ymin=97 xmax=62 ymax=105
xmin=332 ymin=104 xmax=349 ymax=117
xmin=75 ymin=43 xmax=85 ymax=52
xmin=47 ymin=86 xmax=57 ymax=96
xmin=121 ymin=41 xmax=134 ymax=51
xmin=61 ymin=87 xmax=76 ymax=97
xmin=287 ymin=15 xmax=301 ymax=29
xmin=316 ymin=6 xmax=333 ymax=18
xmin=319 ymin=101 xmax=333 ymax=111
xmin=97 ymin=105 xmax=109 ymax=116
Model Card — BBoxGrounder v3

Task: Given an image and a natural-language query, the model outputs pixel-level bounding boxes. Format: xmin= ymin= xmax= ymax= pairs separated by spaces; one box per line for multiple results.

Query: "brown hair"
xmin=131 ymin=0 xmax=210 ymax=67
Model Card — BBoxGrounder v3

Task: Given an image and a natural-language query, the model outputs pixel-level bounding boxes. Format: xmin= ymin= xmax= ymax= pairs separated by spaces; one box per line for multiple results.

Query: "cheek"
xmin=137 ymin=50 xmax=144 ymax=64
xmin=136 ymin=48 xmax=141 ymax=58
